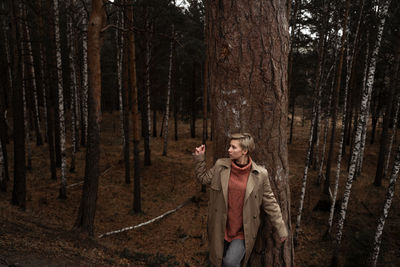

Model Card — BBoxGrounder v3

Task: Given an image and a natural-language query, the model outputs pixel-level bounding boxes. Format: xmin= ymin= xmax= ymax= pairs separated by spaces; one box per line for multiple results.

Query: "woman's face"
xmin=228 ymin=139 xmax=247 ymax=160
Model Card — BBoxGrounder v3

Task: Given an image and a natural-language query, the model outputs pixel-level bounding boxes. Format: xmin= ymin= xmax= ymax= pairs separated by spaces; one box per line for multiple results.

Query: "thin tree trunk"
xmin=68 ymin=0 xmax=78 ymax=173
xmin=295 ymin=95 xmax=318 ymax=245
xmin=24 ymin=5 xmax=43 ymax=146
xmin=81 ymin=6 xmax=89 ymax=147
xmin=323 ymin=0 xmax=349 ymax=199
xmin=143 ymin=17 xmax=152 ymax=166
xmin=369 ymin=144 xmax=400 ymax=266
xmin=44 ymin=47 xmax=57 ymax=181
xmin=19 ymin=4 xmax=32 ymax=171
xmin=333 ymin=1 xmax=391 ymax=264
xmin=74 ymin=0 xmax=106 ymax=236
xmin=53 ymin=0 xmax=67 ymax=199
xmin=38 ymin=0 xmax=48 ymax=143
xmin=356 ymin=44 xmax=372 ymax=177
xmin=153 ymin=110 xmax=157 ymax=138
xmin=174 ymin=82 xmax=178 ymax=141
xmin=162 ymin=25 xmax=174 ymax=156
xmin=375 ymin=37 xmax=400 ymax=186
xmin=116 ymin=7 xmax=124 ymax=147
xmin=0 ymin=12 xmax=10 ymax=185
xmin=122 ymin=21 xmax=130 ymax=184
xmin=11 ymin=0 xmax=26 ymax=210
xmin=128 ymin=3 xmax=141 ymax=213
xmin=190 ymin=62 xmax=196 ymax=138
xmin=383 ymin=96 xmax=400 ymax=179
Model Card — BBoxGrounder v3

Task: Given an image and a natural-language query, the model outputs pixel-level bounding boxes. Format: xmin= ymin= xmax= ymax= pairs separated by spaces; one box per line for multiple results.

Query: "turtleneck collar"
xmin=231 ymin=157 xmax=252 ymax=173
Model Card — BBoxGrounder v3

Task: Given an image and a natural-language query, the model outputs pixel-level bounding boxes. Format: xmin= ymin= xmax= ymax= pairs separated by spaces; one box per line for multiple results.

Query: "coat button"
xmin=255 ymin=195 xmax=257 ymax=198
xmin=253 ymin=215 xmax=257 ymax=219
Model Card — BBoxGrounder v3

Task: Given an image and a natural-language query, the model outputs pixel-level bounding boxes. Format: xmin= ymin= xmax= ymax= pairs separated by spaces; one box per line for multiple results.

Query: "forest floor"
xmin=0 ymin=112 xmax=400 ymax=266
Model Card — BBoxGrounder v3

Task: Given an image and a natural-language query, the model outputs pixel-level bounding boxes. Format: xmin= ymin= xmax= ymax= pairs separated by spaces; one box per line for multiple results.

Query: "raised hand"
xmin=195 ymin=144 xmax=205 ymax=155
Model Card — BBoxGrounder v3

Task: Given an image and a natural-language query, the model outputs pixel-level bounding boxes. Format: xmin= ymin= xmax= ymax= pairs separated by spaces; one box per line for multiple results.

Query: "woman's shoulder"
xmin=215 ymin=158 xmax=231 ymax=167
xmin=251 ymin=161 xmax=269 ymax=176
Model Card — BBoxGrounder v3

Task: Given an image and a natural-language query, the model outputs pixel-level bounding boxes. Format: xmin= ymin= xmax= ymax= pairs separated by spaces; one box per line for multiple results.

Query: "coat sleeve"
xmin=193 ymin=153 xmax=216 ymax=185
xmin=262 ymin=171 xmax=288 ymax=239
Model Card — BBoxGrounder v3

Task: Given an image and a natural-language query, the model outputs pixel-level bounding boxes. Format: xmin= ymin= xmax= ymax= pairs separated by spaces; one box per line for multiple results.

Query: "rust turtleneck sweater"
xmin=224 ymin=157 xmax=252 ymax=242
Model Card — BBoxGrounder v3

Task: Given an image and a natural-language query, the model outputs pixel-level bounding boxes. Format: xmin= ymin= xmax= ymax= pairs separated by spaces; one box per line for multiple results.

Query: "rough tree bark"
xmin=74 ymin=0 xmax=106 ymax=236
xmin=207 ymin=0 xmax=293 ymax=265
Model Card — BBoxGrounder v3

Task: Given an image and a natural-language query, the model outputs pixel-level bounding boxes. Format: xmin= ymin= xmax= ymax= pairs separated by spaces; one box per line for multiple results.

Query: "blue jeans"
xmin=222 ymin=239 xmax=245 ymax=267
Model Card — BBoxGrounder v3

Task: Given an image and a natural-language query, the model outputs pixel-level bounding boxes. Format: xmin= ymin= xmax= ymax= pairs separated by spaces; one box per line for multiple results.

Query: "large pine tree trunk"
xmin=333 ymin=0 xmax=391 ymax=264
xmin=162 ymin=25 xmax=174 ymax=156
xmin=74 ymin=0 xmax=106 ymax=236
xmin=207 ymin=1 xmax=293 ymax=265
xmin=10 ymin=0 xmax=26 ymax=210
xmin=53 ymin=0 xmax=68 ymax=199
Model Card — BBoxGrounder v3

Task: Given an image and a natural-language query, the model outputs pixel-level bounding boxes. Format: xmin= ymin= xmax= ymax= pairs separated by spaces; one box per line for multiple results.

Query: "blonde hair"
xmin=229 ymin=133 xmax=255 ymax=153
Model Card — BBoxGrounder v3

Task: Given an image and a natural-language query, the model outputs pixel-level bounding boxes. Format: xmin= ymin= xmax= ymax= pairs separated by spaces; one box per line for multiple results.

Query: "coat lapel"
xmin=244 ymin=172 xmax=256 ymax=204
xmin=245 ymin=162 xmax=261 ymax=204
xmin=220 ymin=167 xmax=230 ymax=210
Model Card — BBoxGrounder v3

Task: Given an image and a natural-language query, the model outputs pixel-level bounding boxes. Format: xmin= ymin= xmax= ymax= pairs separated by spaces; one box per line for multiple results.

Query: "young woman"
xmin=193 ymin=133 xmax=287 ymax=267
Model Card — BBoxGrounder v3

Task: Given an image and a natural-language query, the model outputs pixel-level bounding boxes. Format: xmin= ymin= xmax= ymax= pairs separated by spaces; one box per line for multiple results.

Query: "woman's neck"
xmin=235 ymin=155 xmax=249 ymax=165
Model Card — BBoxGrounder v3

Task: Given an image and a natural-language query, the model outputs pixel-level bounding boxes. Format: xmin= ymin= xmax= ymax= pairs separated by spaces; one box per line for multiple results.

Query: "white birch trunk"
xmin=68 ymin=0 xmax=77 ymax=172
xmin=81 ymin=7 xmax=89 ymax=146
xmin=334 ymin=0 xmax=391 ymax=256
xmin=369 ymin=145 xmax=400 ymax=266
xmin=117 ymin=8 xmax=124 ymax=147
xmin=162 ymin=25 xmax=174 ymax=156
xmin=24 ymin=8 xmax=42 ymax=146
xmin=383 ymin=96 xmax=400 ymax=178
xmin=53 ymin=0 xmax=67 ymax=198
xmin=356 ymin=43 xmax=372 ymax=177
xmin=294 ymin=91 xmax=319 ymax=244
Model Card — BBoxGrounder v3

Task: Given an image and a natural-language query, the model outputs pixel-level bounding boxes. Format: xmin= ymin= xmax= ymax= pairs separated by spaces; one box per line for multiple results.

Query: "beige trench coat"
xmin=194 ymin=154 xmax=287 ymax=267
